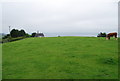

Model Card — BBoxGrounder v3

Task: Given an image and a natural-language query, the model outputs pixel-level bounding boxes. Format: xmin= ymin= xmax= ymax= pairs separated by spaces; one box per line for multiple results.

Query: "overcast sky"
xmin=1 ymin=0 xmax=119 ymax=34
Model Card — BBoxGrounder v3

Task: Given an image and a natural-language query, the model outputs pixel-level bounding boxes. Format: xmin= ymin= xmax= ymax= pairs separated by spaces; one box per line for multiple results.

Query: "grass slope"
xmin=2 ymin=37 xmax=118 ymax=79
xmin=0 ymin=44 xmax=2 ymax=80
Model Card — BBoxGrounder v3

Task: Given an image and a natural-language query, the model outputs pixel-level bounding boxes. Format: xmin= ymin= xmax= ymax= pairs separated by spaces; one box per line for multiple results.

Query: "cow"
xmin=106 ymin=32 xmax=117 ymax=40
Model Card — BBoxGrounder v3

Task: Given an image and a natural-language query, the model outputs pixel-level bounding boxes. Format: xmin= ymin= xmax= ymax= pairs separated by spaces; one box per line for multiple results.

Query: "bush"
xmin=97 ymin=32 xmax=106 ymax=37
xmin=2 ymin=34 xmax=10 ymax=39
xmin=10 ymin=37 xmax=24 ymax=42
xmin=2 ymin=37 xmax=25 ymax=43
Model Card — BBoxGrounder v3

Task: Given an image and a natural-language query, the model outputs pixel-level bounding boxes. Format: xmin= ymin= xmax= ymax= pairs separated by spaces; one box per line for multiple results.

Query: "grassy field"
xmin=2 ymin=37 xmax=118 ymax=79
xmin=0 ymin=44 xmax=2 ymax=80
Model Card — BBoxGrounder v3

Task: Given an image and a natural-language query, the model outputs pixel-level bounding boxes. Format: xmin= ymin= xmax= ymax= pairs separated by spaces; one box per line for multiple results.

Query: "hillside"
xmin=2 ymin=37 xmax=118 ymax=79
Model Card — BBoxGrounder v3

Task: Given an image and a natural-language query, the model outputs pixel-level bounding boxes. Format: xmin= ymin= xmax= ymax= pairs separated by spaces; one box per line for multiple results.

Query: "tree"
xmin=10 ymin=29 xmax=27 ymax=38
xmin=31 ymin=33 xmax=36 ymax=37
xmin=19 ymin=30 xmax=26 ymax=36
xmin=10 ymin=29 xmax=19 ymax=37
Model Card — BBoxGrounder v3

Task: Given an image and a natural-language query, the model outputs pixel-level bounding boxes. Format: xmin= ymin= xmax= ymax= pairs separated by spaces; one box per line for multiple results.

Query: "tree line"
xmin=3 ymin=29 xmax=36 ymax=39
xmin=2 ymin=29 xmax=39 ymax=43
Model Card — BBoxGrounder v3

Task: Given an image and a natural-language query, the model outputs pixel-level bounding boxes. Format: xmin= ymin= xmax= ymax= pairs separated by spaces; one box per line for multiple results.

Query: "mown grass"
xmin=2 ymin=37 xmax=118 ymax=79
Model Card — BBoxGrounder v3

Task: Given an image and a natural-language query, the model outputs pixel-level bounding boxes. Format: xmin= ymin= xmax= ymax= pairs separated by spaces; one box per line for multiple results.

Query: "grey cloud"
xmin=2 ymin=0 xmax=118 ymax=34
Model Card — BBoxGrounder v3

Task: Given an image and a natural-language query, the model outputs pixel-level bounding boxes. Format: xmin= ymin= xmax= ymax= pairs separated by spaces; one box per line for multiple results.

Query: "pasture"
xmin=2 ymin=37 xmax=118 ymax=79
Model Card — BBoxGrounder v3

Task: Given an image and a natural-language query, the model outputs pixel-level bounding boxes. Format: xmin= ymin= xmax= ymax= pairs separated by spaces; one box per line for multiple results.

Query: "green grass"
xmin=2 ymin=37 xmax=118 ymax=79
xmin=0 ymin=44 xmax=2 ymax=80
